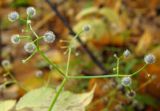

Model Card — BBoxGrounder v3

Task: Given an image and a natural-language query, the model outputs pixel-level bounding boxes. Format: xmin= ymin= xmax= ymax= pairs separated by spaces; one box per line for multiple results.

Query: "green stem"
xmin=130 ymin=64 xmax=147 ymax=76
xmin=67 ymin=64 xmax=147 ymax=79
xmin=22 ymin=51 xmax=36 ymax=63
xmin=29 ymin=23 xmax=39 ymax=39
xmin=116 ymin=58 xmax=120 ymax=77
xmin=37 ymin=49 xmax=65 ymax=77
xmin=48 ymin=47 xmax=72 ymax=111
xmin=48 ymin=78 xmax=67 ymax=111
xmin=67 ymin=74 xmax=128 ymax=79
xmin=65 ymin=48 xmax=71 ymax=76
xmin=20 ymin=36 xmax=31 ymax=40
xmin=28 ymin=22 xmax=65 ymax=77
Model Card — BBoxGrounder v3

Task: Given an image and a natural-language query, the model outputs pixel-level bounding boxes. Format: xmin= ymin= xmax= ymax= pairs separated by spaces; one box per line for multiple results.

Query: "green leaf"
xmin=0 ymin=100 xmax=16 ymax=111
xmin=135 ymin=94 xmax=158 ymax=108
xmin=16 ymin=86 xmax=95 ymax=111
xmin=11 ymin=0 xmax=29 ymax=7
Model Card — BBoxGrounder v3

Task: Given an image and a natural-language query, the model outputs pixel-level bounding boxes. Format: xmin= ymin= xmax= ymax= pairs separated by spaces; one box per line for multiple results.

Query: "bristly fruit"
xmin=35 ymin=70 xmax=43 ymax=77
xmin=11 ymin=34 xmax=20 ymax=44
xmin=8 ymin=11 xmax=19 ymax=22
xmin=82 ymin=24 xmax=91 ymax=32
xmin=1 ymin=60 xmax=11 ymax=68
xmin=24 ymin=42 xmax=36 ymax=53
xmin=26 ymin=7 xmax=36 ymax=17
xmin=43 ymin=31 xmax=56 ymax=43
xmin=121 ymin=76 xmax=132 ymax=87
xmin=144 ymin=54 xmax=156 ymax=64
xmin=126 ymin=90 xmax=136 ymax=99
xmin=123 ymin=49 xmax=131 ymax=58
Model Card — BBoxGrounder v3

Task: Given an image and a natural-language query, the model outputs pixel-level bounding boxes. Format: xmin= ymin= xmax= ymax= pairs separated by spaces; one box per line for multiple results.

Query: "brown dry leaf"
xmin=135 ymin=30 xmax=153 ymax=56
xmin=150 ymin=46 xmax=160 ymax=63
xmin=140 ymin=64 xmax=160 ymax=98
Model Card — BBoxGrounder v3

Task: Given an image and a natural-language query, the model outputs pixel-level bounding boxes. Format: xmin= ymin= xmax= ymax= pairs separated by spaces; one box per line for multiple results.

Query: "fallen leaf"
xmin=0 ymin=100 xmax=16 ymax=111
xmin=135 ymin=30 xmax=153 ymax=56
xmin=16 ymin=86 xmax=95 ymax=111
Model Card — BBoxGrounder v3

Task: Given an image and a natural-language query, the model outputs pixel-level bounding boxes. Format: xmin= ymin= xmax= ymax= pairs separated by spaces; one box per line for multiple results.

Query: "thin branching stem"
xmin=130 ymin=64 xmax=147 ymax=76
xmin=45 ymin=0 xmax=108 ymax=74
xmin=48 ymin=78 xmax=67 ymax=111
xmin=48 ymin=46 xmax=72 ymax=111
xmin=67 ymin=74 xmax=127 ymax=79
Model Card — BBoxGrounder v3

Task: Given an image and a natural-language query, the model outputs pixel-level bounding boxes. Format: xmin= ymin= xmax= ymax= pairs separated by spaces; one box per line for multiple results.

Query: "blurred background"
xmin=0 ymin=0 xmax=160 ymax=111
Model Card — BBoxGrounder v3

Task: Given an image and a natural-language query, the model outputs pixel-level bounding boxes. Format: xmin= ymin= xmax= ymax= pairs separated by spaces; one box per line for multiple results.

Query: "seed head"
xmin=123 ymin=49 xmax=131 ymax=57
xmin=126 ymin=90 xmax=136 ymax=99
xmin=26 ymin=7 xmax=36 ymax=17
xmin=121 ymin=76 xmax=132 ymax=86
xmin=1 ymin=60 xmax=11 ymax=69
xmin=35 ymin=70 xmax=43 ymax=77
xmin=43 ymin=31 xmax=56 ymax=43
xmin=82 ymin=24 xmax=91 ymax=32
xmin=24 ymin=42 xmax=36 ymax=53
xmin=8 ymin=11 xmax=19 ymax=22
xmin=11 ymin=34 xmax=20 ymax=44
xmin=144 ymin=54 xmax=156 ymax=64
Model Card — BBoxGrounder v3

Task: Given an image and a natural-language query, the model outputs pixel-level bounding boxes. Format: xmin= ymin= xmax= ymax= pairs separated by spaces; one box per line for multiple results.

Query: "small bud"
xmin=144 ymin=54 xmax=156 ymax=64
xmin=35 ymin=70 xmax=43 ymax=77
xmin=123 ymin=49 xmax=131 ymax=57
xmin=8 ymin=11 xmax=19 ymax=22
xmin=113 ymin=54 xmax=117 ymax=58
xmin=24 ymin=42 xmax=36 ymax=53
xmin=121 ymin=76 xmax=132 ymax=87
xmin=26 ymin=7 xmax=36 ymax=17
xmin=43 ymin=31 xmax=56 ymax=43
xmin=1 ymin=60 xmax=11 ymax=68
xmin=11 ymin=34 xmax=20 ymax=44
xmin=82 ymin=24 xmax=91 ymax=32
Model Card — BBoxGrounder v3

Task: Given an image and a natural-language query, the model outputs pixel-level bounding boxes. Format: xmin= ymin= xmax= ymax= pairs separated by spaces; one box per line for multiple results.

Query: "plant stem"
xmin=45 ymin=0 xmax=108 ymax=74
xmin=48 ymin=78 xmax=67 ymax=111
xmin=65 ymin=48 xmax=71 ymax=76
xmin=37 ymin=49 xmax=65 ymax=77
xmin=28 ymin=22 xmax=65 ymax=77
xmin=29 ymin=23 xmax=39 ymax=39
xmin=48 ymin=46 xmax=72 ymax=111
xmin=130 ymin=64 xmax=147 ymax=76
xmin=67 ymin=64 xmax=147 ymax=79
xmin=22 ymin=51 xmax=36 ymax=63
xmin=67 ymin=74 xmax=128 ymax=79
xmin=116 ymin=58 xmax=120 ymax=77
